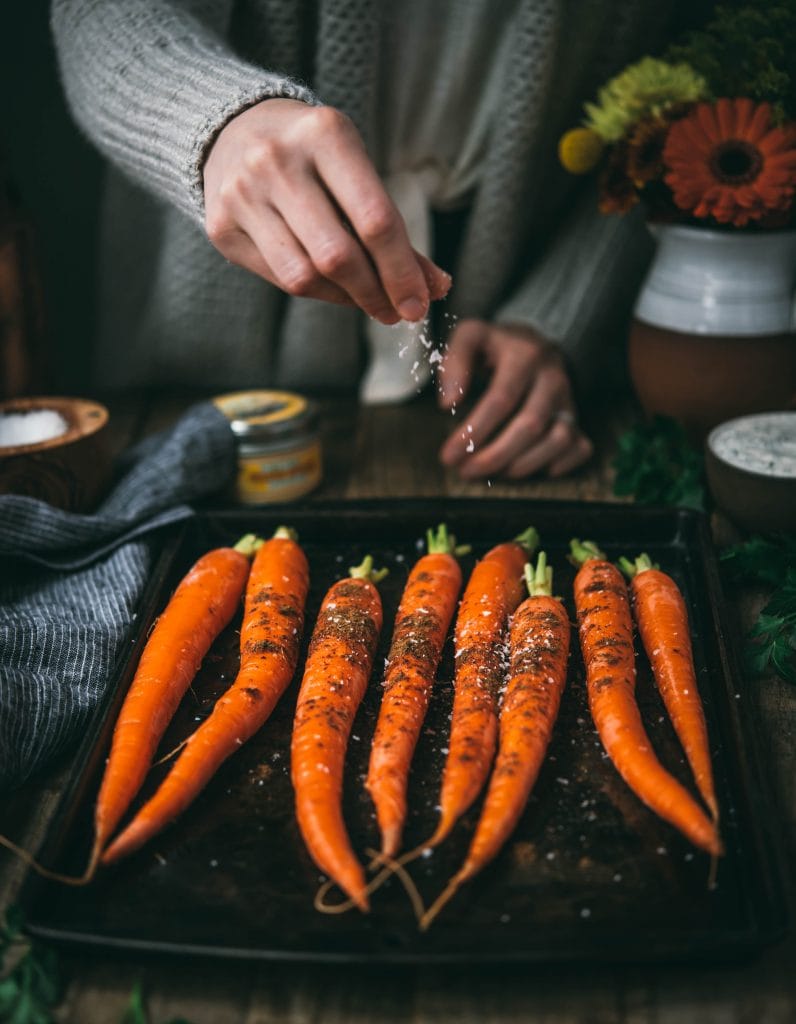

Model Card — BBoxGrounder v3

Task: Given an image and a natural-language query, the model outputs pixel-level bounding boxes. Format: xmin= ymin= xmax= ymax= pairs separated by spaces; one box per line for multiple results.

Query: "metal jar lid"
xmin=213 ymin=390 xmax=319 ymax=442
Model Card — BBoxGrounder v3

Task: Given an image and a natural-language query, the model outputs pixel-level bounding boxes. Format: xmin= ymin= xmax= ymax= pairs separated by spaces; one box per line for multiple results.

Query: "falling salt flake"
xmin=684 ymin=852 xmax=694 ymax=862
xmin=465 ymin=440 xmax=475 ymax=453
xmin=555 ymin=777 xmax=570 ymax=786
xmin=656 ymin=846 xmax=667 ymax=855
xmin=395 ymin=553 xmax=405 ymax=563
xmin=352 ymin=734 xmax=360 ymax=742
xmin=209 ymin=859 xmax=219 ymax=868
xmin=154 ymin=853 xmax=167 ymax=866
xmin=580 ymin=907 xmax=591 ymax=919
xmin=429 ymin=349 xmax=443 ymax=364
xmin=422 ymin=847 xmax=434 ymax=859
xmin=545 ymin=851 xmax=556 ymax=861
xmin=499 ymin=913 xmax=511 ymax=924
xmin=613 ymin=872 xmax=622 ymax=883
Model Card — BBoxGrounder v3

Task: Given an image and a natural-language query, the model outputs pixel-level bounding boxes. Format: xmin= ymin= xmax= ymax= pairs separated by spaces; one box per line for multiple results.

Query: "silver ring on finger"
xmin=552 ymin=409 xmax=577 ymax=428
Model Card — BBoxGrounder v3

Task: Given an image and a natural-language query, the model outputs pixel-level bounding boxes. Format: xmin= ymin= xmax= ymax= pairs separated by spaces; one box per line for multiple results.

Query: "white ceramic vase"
xmin=628 ymin=225 xmax=796 ymax=436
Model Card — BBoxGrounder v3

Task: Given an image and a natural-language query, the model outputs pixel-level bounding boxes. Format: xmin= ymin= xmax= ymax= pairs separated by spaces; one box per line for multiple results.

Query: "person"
xmin=50 ymin=0 xmax=677 ymax=479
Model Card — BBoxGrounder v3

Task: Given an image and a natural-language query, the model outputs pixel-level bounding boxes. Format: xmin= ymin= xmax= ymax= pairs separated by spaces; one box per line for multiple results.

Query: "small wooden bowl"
xmin=0 ymin=396 xmax=110 ymax=511
xmin=705 ymin=412 xmax=796 ymax=535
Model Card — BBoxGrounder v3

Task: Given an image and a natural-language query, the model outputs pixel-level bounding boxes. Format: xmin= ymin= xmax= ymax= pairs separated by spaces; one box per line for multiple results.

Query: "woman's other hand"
xmin=203 ymin=98 xmax=450 ymax=323
xmin=437 ymin=320 xmax=593 ymax=479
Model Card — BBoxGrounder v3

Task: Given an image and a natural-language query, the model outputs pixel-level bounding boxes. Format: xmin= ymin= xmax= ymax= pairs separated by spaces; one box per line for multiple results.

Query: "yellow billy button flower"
xmin=558 ymin=127 xmax=605 ymax=174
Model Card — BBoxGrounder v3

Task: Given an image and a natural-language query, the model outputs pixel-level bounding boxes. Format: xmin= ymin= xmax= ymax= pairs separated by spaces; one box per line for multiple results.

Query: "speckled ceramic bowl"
xmin=706 ymin=411 xmax=796 ymax=534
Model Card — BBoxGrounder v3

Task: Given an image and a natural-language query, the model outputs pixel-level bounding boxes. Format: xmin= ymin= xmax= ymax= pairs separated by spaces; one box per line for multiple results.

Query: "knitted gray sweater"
xmin=51 ymin=0 xmax=673 ymax=394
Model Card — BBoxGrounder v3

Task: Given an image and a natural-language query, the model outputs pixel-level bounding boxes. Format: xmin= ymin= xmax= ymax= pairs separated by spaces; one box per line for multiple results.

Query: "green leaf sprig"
xmin=612 ymin=415 xmax=707 ymax=510
xmin=666 ymin=0 xmax=796 ymax=121
xmin=0 ymin=906 xmax=60 ymax=1024
xmin=1 ymin=906 xmax=195 ymax=1024
xmin=720 ymin=534 xmax=796 ymax=684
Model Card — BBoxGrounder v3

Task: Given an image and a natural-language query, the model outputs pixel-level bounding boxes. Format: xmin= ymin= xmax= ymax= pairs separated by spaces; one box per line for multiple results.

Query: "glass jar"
xmin=213 ymin=390 xmax=322 ymax=504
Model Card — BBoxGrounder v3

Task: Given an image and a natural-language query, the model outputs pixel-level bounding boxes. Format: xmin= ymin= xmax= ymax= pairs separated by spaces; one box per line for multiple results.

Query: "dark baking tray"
xmin=18 ymin=500 xmax=788 ymax=963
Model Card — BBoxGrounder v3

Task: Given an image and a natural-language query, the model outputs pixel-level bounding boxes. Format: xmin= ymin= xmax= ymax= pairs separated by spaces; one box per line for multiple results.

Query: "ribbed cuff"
xmin=53 ymin=0 xmax=320 ymax=225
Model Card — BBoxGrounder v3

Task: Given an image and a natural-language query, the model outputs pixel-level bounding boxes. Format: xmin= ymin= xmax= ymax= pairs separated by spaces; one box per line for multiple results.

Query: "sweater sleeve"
xmin=50 ymin=0 xmax=320 ymax=225
xmin=494 ymin=184 xmax=654 ymax=393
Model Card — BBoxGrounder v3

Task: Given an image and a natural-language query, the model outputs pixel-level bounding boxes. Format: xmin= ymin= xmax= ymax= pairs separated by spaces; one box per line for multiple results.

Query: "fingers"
xmin=313 ymin=110 xmax=432 ymax=321
xmin=436 ymin=320 xmax=488 ymax=412
xmin=212 ymin=217 xmax=356 ymax=306
xmin=439 ymin=323 xmax=542 ymax=464
xmin=437 ymin=321 xmax=593 ymax=480
xmin=504 ymin=416 xmax=593 ymax=478
xmin=255 ymin=179 xmax=400 ymax=321
xmin=415 ymin=250 xmax=453 ymax=302
xmin=204 ymin=100 xmax=452 ymax=321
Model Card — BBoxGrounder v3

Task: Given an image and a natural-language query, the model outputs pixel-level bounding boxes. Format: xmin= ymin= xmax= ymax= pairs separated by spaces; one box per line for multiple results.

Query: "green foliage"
xmin=720 ymin=536 xmax=796 ymax=684
xmin=0 ymin=907 xmax=60 ymax=1024
xmin=612 ymin=416 xmax=706 ymax=510
xmin=666 ymin=0 xmax=796 ymax=118
xmin=719 ymin=533 xmax=796 ymax=588
xmin=0 ymin=908 xmax=195 ymax=1024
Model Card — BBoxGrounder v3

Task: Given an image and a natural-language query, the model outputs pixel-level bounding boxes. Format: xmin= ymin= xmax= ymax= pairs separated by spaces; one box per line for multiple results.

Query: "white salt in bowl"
xmin=706 ymin=411 xmax=796 ymax=534
xmin=0 ymin=396 xmax=110 ymax=511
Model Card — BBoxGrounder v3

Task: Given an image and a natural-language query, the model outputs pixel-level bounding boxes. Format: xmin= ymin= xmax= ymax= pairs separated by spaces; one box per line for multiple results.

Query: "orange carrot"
xmin=291 ymin=555 xmax=386 ymax=912
xmin=85 ymin=534 xmax=260 ymax=876
xmin=619 ymin=553 xmax=719 ymax=823
xmin=366 ymin=524 xmax=465 ymax=858
xmin=429 ymin=527 xmax=538 ymax=848
xmin=571 ymin=540 xmax=721 ymax=856
xmin=421 ymin=552 xmax=570 ymax=929
xmin=101 ymin=527 xmax=310 ymax=864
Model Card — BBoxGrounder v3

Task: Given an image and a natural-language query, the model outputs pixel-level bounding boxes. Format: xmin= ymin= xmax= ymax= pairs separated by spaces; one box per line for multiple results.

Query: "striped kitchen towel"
xmin=0 ymin=401 xmax=234 ymax=790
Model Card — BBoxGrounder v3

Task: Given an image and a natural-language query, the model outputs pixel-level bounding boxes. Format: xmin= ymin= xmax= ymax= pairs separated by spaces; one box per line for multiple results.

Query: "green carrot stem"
xmin=514 ymin=526 xmax=539 ymax=553
xmin=569 ymin=538 xmax=606 ymax=566
xmin=349 ymin=555 xmax=389 ymax=583
xmin=523 ymin=551 xmax=553 ymax=598
xmin=273 ymin=525 xmax=298 ymax=541
xmin=426 ymin=523 xmax=470 ymax=557
xmin=618 ymin=552 xmax=657 ymax=579
xmin=233 ymin=533 xmax=264 ymax=557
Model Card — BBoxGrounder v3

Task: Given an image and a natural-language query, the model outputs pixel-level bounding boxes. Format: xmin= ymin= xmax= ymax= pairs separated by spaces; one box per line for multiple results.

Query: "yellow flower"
xmin=584 ymin=57 xmax=708 ymax=142
xmin=558 ymin=127 xmax=605 ymax=173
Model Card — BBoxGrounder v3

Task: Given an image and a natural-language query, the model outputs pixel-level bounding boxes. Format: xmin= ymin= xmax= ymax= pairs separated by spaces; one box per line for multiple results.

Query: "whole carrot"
xmin=429 ymin=527 xmax=538 ymax=848
xmin=86 ymin=534 xmax=260 ymax=876
xmin=291 ymin=555 xmax=386 ymax=912
xmin=421 ymin=552 xmax=570 ymax=929
xmin=619 ymin=553 xmax=719 ymax=823
xmin=101 ymin=527 xmax=310 ymax=865
xmin=366 ymin=524 xmax=465 ymax=859
xmin=571 ymin=540 xmax=721 ymax=857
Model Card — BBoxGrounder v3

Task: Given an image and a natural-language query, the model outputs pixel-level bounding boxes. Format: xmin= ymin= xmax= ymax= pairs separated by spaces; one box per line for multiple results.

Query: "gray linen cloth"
xmin=0 ymin=402 xmax=235 ymax=790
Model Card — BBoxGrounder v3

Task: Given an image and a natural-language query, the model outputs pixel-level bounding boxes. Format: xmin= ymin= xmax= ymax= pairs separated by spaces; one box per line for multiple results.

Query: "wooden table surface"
xmin=1 ymin=390 xmax=794 ymax=1023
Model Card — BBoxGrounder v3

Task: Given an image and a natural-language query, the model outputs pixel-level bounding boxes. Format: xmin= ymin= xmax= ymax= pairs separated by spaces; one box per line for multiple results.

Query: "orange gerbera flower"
xmin=663 ymin=98 xmax=796 ymax=227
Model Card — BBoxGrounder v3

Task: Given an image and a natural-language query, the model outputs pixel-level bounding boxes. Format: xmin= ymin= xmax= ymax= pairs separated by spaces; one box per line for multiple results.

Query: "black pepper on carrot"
xmin=366 ymin=524 xmax=467 ymax=859
xmin=420 ymin=551 xmax=571 ymax=929
xmin=291 ymin=555 xmax=387 ymax=912
xmin=101 ymin=527 xmax=310 ymax=865
xmin=571 ymin=539 xmax=721 ymax=857
xmin=428 ymin=526 xmax=538 ymax=848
